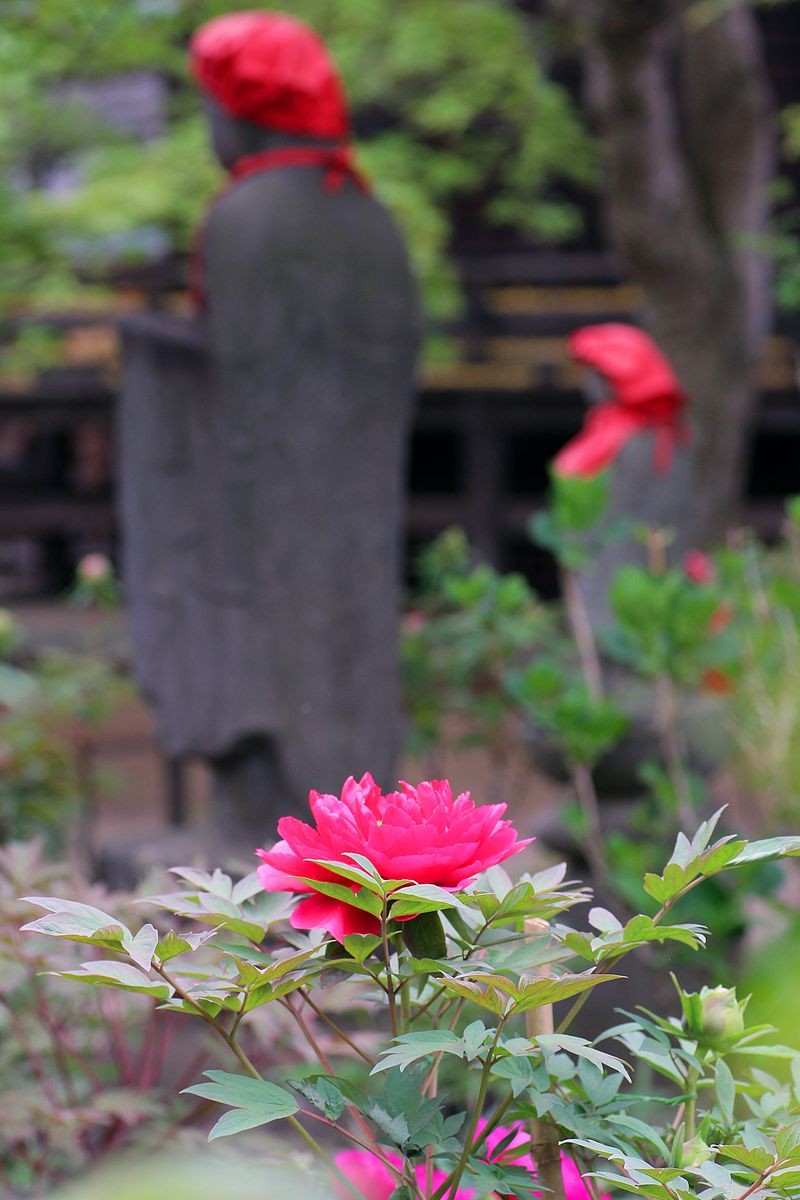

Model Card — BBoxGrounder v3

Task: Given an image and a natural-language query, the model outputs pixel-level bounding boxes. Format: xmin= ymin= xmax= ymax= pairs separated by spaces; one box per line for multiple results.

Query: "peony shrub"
xmin=20 ymin=779 xmax=800 ymax=1200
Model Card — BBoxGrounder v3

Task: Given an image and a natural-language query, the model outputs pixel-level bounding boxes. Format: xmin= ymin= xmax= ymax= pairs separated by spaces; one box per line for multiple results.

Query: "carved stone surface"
xmin=578 ymin=433 xmax=695 ymax=627
xmin=119 ymin=109 xmax=420 ymax=844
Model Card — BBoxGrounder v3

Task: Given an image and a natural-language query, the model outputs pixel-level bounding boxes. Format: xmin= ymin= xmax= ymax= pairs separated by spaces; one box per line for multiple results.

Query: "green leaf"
xmin=291 ymin=1076 xmax=346 ymax=1122
xmin=716 ymin=1059 xmax=735 ymax=1124
xmin=400 ymin=911 xmax=447 ymax=958
xmin=343 ymin=934 xmax=382 ymax=963
xmin=56 ymin=959 xmax=173 ymax=999
xmin=717 ymin=1146 xmax=775 ymax=1172
xmin=181 ymin=1070 xmax=298 ymax=1141
xmin=309 ymin=858 xmax=388 ymax=895
xmin=21 ymin=896 xmax=129 ymax=947
xmin=372 ymin=1030 xmax=464 ymax=1074
xmin=512 ymin=973 xmax=622 ymax=1012
xmin=123 ymin=923 xmax=158 ymax=971
xmin=729 ymin=837 xmax=800 ymax=865
xmin=438 ymin=976 xmax=507 ymax=1016
xmin=171 ymin=866 xmax=233 ymax=898
xmin=390 ymin=883 xmax=465 ymax=917
xmin=157 ymin=927 xmax=218 ymax=962
xmin=295 ymin=877 xmax=383 ymax=918
xmin=776 ymin=1121 xmax=800 ymax=1160
xmin=617 ymin=915 xmax=706 ymax=951
xmin=368 ymin=1104 xmax=410 ymax=1145
xmin=536 ymin=1034 xmax=631 ymax=1080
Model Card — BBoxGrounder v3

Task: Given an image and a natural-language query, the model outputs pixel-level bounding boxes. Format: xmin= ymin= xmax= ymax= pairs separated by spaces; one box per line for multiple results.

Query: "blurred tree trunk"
xmin=567 ymin=0 xmax=775 ymax=546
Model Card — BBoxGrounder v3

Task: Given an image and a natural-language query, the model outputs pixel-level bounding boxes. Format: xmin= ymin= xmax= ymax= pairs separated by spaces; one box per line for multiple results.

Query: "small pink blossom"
xmin=256 ymin=774 xmax=530 ymax=941
xmin=402 ymin=610 xmax=428 ymax=634
xmin=334 ymin=1147 xmax=473 ymax=1200
xmin=684 ymin=550 xmax=714 ymax=585
xmin=78 ymin=553 xmax=112 ymax=583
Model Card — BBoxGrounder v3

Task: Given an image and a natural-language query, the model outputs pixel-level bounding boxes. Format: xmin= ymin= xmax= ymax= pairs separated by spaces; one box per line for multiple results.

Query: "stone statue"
xmin=119 ymin=12 xmax=420 ymax=845
xmin=555 ymin=323 xmax=693 ymax=625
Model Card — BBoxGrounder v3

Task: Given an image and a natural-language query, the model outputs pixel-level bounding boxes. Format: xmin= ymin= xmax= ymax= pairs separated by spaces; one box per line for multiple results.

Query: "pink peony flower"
xmin=334 ymin=1147 xmax=473 ymax=1200
xmin=684 ymin=550 xmax=714 ymax=585
xmin=333 ymin=1122 xmax=607 ymax=1200
xmin=256 ymin=774 xmax=530 ymax=941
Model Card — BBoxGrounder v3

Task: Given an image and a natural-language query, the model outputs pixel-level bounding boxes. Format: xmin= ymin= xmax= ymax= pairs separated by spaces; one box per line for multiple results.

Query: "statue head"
xmin=190 ymin=11 xmax=351 ymax=167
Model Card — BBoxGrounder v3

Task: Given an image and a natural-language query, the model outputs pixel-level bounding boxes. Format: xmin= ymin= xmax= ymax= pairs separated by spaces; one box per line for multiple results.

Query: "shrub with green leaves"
xmin=401 ymin=529 xmax=552 ymax=759
xmin=0 ymin=610 xmax=128 ymax=847
xmin=19 ymin=797 xmax=800 ymax=1200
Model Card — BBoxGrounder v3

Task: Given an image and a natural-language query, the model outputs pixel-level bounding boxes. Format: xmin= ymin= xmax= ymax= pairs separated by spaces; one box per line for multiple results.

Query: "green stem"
xmin=561 ymin=566 xmax=603 ymax=698
xmin=432 ymin=1020 xmax=507 ymax=1200
xmin=298 ymin=988 xmax=376 ymax=1066
xmin=381 ymin=909 xmax=398 ymax=1038
xmin=656 ymin=673 xmax=694 ymax=829
xmin=287 ymin=1115 xmax=368 ymax=1200
xmin=469 ymin=1091 xmax=514 ymax=1153
xmin=433 ymin=1053 xmax=495 ymax=1200
xmin=572 ymin=761 xmax=608 ymax=883
xmin=683 ymin=1065 xmax=699 ymax=1144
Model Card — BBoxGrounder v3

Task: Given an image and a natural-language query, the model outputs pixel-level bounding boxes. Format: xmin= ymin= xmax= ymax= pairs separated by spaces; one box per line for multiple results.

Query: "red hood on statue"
xmin=190 ymin=10 xmax=351 ymax=139
xmin=554 ymin=323 xmax=689 ymax=478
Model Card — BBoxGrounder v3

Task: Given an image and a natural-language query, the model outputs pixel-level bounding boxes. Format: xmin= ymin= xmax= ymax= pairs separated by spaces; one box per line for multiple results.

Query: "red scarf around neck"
xmin=189 ymin=144 xmax=369 ymax=310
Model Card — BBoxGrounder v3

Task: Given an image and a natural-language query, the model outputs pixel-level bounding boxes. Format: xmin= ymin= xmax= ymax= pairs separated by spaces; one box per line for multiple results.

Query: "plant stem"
xmin=561 ymin=567 xmax=603 ymax=698
xmin=655 ymin=673 xmax=694 ymax=829
xmin=153 ymin=962 xmax=262 ymax=1079
xmin=524 ymin=920 xmax=566 ymax=1200
xmin=683 ymin=1065 xmax=699 ymax=1144
xmin=433 ymin=1051 xmax=496 ymax=1200
xmin=298 ymin=988 xmax=376 ymax=1066
xmin=571 ymin=761 xmax=608 ymax=883
xmin=286 ymin=1115 xmax=368 ymax=1200
xmin=381 ymin=910 xmax=398 ymax=1038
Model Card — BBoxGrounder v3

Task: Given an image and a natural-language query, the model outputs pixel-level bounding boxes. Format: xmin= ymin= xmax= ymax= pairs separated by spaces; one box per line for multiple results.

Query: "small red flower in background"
xmin=684 ymin=549 xmax=715 ymax=585
xmin=701 ymin=667 xmax=735 ymax=695
xmin=708 ymin=602 xmax=733 ymax=635
xmin=256 ymin=774 xmax=530 ymax=942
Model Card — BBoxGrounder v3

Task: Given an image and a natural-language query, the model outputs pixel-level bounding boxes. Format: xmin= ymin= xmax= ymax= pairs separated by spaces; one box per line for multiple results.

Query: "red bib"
xmin=189 ymin=145 xmax=369 ymax=311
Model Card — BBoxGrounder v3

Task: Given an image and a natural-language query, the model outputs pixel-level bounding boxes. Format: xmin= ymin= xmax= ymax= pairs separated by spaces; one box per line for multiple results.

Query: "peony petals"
xmin=290 ymin=893 xmax=379 ymax=941
xmin=257 ymin=774 xmax=531 ymax=941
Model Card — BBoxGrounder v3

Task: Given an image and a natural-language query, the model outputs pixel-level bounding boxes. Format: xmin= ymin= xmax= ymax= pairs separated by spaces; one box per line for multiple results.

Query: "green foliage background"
xmin=0 ymin=0 xmax=596 ymax=337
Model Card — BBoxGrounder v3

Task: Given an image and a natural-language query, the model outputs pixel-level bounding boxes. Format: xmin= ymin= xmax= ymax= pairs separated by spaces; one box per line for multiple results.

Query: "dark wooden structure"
xmin=0 ymin=244 xmax=797 ymax=598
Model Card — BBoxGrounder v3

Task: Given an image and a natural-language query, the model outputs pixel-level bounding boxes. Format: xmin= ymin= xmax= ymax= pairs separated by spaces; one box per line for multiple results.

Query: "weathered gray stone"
xmin=119 ymin=104 xmax=420 ymax=846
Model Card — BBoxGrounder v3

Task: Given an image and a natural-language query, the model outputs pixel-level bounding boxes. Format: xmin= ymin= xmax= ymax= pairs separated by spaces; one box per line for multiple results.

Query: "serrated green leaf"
xmin=157 ymin=927 xmax=218 ymax=962
xmin=123 ymin=923 xmax=158 ymax=971
xmin=730 ymin=837 xmax=800 ymax=865
xmin=536 ymin=1034 xmax=630 ymax=1080
xmin=717 ymin=1145 xmax=774 ymax=1172
xmin=181 ymin=1070 xmax=298 ymax=1141
xmin=343 ymin=934 xmax=382 ymax=963
xmin=309 ymin=858 xmax=387 ymax=895
xmin=21 ymin=896 xmax=130 ymax=946
xmin=56 ymin=959 xmax=173 ymax=999
xmin=390 ymin=883 xmax=465 ymax=917
xmin=716 ymin=1059 xmax=736 ymax=1124
xmin=372 ymin=1030 xmax=464 ymax=1074
xmin=291 ymin=1076 xmax=346 ymax=1121
xmin=295 ymin=877 xmax=383 ymax=918
xmin=512 ymin=973 xmax=622 ymax=1012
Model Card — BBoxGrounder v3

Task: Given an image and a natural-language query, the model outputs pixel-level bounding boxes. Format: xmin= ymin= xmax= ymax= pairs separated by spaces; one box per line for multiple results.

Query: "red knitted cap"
xmin=567 ymin=324 xmax=686 ymax=411
xmin=190 ymin=11 xmax=351 ymax=139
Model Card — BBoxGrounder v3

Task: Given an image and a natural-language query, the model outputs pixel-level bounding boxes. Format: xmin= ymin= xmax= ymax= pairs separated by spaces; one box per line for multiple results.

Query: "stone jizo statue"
xmin=555 ymin=323 xmax=693 ymax=624
xmin=119 ymin=11 xmax=420 ymax=845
